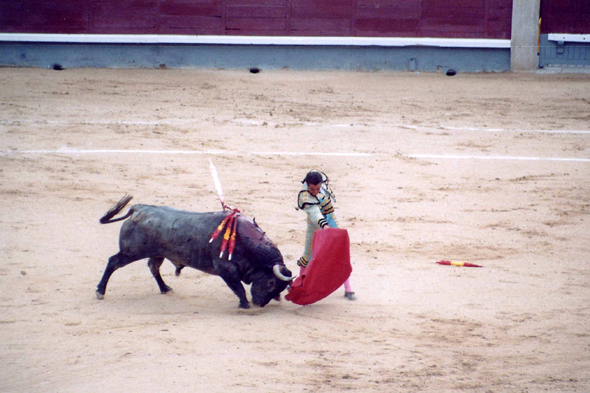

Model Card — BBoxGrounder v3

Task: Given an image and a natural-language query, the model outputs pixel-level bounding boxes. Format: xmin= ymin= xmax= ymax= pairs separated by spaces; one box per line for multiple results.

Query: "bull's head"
xmin=250 ymin=264 xmax=294 ymax=307
xmin=236 ymin=215 xmax=294 ymax=307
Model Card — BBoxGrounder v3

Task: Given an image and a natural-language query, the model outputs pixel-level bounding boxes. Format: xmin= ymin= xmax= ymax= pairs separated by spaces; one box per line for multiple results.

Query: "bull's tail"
xmin=99 ymin=194 xmax=134 ymax=224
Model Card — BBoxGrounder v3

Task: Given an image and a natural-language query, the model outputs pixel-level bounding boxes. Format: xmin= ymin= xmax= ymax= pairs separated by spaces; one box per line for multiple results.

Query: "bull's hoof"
xmin=160 ymin=285 xmax=173 ymax=294
xmin=238 ymin=305 xmax=265 ymax=315
xmin=239 ymin=302 xmax=250 ymax=309
xmin=96 ymin=291 xmax=105 ymax=300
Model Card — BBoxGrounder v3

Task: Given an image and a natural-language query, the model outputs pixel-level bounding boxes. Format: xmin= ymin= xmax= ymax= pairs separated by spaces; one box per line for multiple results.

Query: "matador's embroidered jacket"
xmin=297 ymin=176 xmax=339 ymax=267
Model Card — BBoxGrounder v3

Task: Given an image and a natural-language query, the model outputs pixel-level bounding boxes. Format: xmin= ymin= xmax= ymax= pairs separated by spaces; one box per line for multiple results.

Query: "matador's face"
xmin=307 ymin=183 xmax=321 ymax=197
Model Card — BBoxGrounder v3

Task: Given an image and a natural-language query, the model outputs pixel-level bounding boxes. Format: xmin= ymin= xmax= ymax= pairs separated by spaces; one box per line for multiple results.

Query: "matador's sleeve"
xmin=298 ymin=190 xmax=329 ymax=229
xmin=319 ymin=192 xmax=339 ymax=227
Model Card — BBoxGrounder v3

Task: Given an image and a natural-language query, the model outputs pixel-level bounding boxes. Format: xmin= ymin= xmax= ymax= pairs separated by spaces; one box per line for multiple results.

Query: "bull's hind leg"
xmin=96 ymin=252 xmax=138 ymax=299
xmin=148 ymin=257 xmax=173 ymax=294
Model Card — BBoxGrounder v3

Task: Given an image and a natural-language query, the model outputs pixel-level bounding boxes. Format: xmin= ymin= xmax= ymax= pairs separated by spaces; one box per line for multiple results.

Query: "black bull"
xmin=97 ymin=195 xmax=294 ymax=309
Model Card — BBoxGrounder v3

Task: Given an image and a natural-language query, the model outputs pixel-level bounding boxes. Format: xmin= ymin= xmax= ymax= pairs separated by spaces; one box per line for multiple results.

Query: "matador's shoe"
xmin=344 ymin=291 xmax=357 ymax=301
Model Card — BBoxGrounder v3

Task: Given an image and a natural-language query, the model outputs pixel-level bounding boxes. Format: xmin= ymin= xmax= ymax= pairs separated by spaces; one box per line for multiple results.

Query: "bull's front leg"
xmin=214 ymin=261 xmax=250 ymax=309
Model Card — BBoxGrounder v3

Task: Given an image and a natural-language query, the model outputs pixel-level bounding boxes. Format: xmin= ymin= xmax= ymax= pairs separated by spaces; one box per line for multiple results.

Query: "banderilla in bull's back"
xmin=96 ymin=194 xmax=294 ymax=309
xmin=208 ymin=207 xmax=241 ymax=260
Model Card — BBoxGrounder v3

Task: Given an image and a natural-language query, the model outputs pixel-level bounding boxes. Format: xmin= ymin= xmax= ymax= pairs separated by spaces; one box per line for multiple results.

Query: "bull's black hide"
xmin=97 ymin=195 xmax=293 ymax=309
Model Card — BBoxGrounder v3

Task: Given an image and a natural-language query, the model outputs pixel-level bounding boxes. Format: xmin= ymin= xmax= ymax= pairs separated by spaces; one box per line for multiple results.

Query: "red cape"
xmin=285 ymin=228 xmax=352 ymax=305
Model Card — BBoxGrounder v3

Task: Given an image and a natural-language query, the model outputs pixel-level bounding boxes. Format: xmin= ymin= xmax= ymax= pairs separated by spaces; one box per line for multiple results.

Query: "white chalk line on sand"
xmin=2 ymin=149 xmax=589 ymax=162
xmin=408 ymin=154 xmax=590 ymax=162
xmin=1 ymin=149 xmax=376 ymax=157
xmin=1 ymin=119 xmax=590 ymax=134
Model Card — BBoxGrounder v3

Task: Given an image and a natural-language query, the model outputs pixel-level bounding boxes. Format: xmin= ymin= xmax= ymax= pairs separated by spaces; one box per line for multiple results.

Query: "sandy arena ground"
xmin=1 ymin=67 xmax=589 ymax=392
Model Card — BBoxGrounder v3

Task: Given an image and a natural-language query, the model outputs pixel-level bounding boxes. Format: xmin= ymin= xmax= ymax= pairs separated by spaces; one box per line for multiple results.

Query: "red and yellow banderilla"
xmin=219 ymin=213 xmax=236 ymax=259
xmin=208 ymin=159 xmax=242 ymax=260
xmin=436 ymin=260 xmax=483 ymax=268
xmin=209 ymin=209 xmax=241 ymax=260
xmin=209 ymin=213 xmax=233 ymax=244
xmin=228 ymin=213 xmax=239 ymax=260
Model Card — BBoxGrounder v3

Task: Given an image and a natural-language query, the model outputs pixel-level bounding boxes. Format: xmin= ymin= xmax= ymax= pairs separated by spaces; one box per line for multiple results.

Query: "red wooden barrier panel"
xmin=541 ymin=0 xmax=590 ymax=34
xmin=0 ymin=0 xmax=513 ymax=39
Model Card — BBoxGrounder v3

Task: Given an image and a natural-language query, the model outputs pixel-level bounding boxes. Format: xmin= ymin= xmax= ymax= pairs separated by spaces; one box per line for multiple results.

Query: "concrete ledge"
xmin=0 ymin=33 xmax=511 ymax=48
xmin=548 ymin=34 xmax=590 ymax=43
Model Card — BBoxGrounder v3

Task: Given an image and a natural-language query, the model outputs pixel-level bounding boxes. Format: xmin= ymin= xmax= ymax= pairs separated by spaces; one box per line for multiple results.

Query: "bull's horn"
xmin=273 ymin=264 xmax=293 ymax=282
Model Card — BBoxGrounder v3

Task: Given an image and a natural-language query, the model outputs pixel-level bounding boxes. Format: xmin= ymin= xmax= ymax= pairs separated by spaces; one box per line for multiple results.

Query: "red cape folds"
xmin=285 ymin=228 xmax=352 ymax=305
